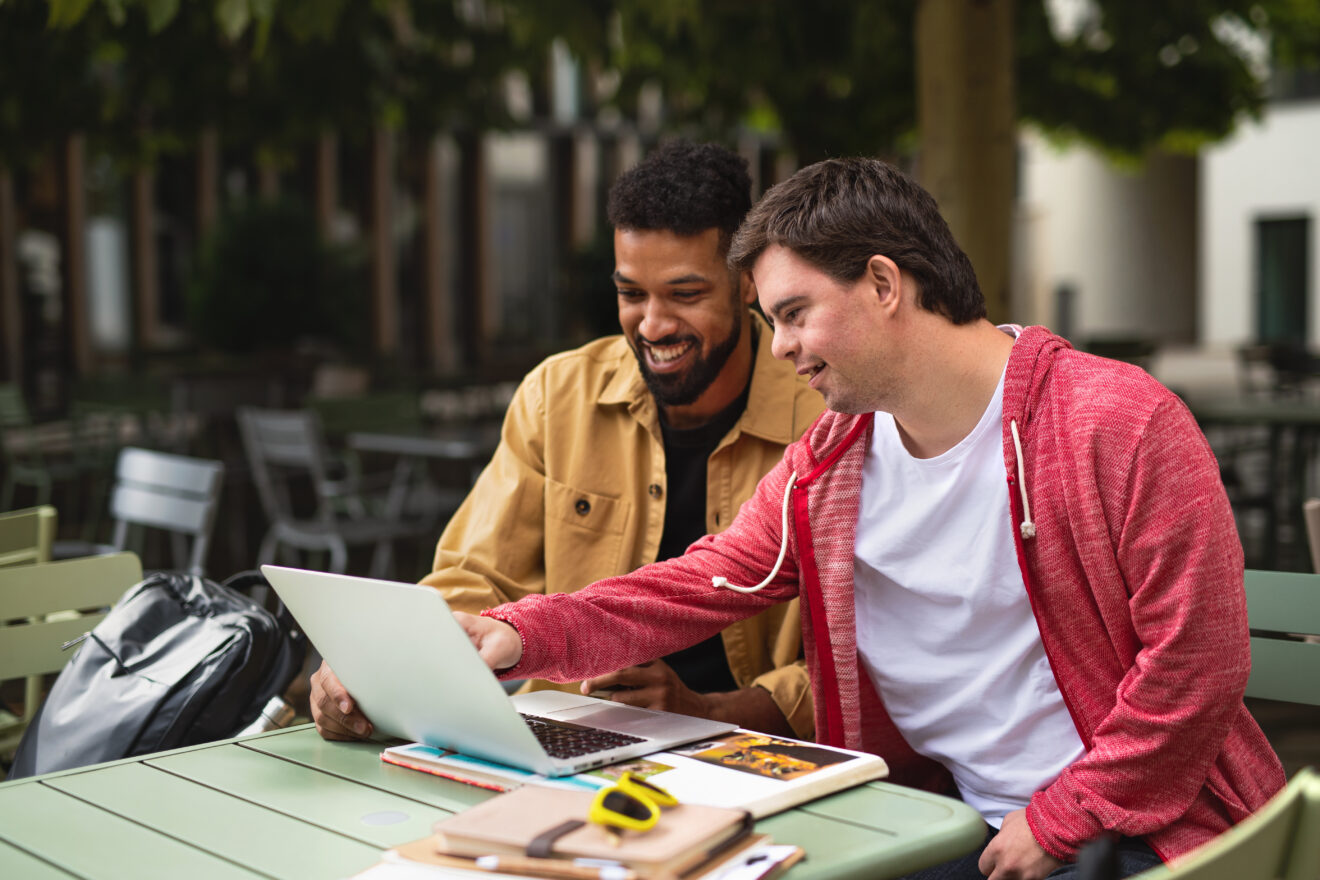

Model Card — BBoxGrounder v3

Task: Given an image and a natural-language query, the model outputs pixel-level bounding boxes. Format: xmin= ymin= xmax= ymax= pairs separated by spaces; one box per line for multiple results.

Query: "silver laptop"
xmin=261 ymin=565 xmax=737 ymax=776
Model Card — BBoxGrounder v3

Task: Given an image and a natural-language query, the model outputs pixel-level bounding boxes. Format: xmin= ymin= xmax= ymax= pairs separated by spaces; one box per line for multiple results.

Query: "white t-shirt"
xmin=853 ymin=369 xmax=1084 ymax=827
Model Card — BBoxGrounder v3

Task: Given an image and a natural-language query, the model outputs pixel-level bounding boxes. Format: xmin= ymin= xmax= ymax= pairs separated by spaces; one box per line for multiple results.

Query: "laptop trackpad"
xmin=554 ymin=703 xmax=662 ymax=735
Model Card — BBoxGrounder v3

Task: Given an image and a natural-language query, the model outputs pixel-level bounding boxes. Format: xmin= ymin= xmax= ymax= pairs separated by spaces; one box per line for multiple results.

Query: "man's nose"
xmin=638 ymin=299 xmax=679 ymax=340
xmin=770 ymin=323 xmax=795 ymax=361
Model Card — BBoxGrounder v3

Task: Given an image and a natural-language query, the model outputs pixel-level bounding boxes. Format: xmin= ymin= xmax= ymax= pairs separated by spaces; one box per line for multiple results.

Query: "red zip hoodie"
xmin=490 ymin=325 xmax=1285 ymax=861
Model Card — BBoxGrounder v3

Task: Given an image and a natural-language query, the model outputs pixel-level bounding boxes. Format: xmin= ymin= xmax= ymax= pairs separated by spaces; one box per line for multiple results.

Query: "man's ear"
xmin=738 ymin=269 xmax=758 ymax=305
xmin=867 ymin=255 xmax=903 ymax=313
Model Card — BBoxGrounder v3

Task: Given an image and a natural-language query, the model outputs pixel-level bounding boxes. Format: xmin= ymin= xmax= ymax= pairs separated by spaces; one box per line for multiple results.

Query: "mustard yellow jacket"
xmin=420 ymin=314 xmax=824 ymax=736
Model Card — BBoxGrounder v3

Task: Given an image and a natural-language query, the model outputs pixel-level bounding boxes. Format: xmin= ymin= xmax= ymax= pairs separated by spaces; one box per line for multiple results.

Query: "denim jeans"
xmin=899 ymin=824 xmax=1163 ymax=880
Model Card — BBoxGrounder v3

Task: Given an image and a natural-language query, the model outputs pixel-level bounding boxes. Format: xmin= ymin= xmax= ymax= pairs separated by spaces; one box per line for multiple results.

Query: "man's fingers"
xmin=455 ymin=611 xmax=523 ymax=670
xmin=310 ymin=661 xmax=373 ymax=740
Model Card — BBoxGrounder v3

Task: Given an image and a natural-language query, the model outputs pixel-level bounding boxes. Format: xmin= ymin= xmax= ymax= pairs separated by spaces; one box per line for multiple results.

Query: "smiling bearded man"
xmin=310 ymin=141 xmax=825 ymax=743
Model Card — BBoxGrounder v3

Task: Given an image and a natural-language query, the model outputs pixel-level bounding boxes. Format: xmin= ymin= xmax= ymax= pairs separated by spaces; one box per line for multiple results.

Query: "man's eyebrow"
xmin=766 ymin=294 xmax=808 ymax=322
xmin=664 ymin=273 xmax=711 ymax=286
xmin=610 ymin=271 xmax=713 ymax=286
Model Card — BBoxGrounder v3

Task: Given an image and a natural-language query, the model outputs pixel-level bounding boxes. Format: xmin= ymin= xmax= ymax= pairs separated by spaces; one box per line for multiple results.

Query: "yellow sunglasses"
xmin=587 ymin=772 xmax=679 ymax=833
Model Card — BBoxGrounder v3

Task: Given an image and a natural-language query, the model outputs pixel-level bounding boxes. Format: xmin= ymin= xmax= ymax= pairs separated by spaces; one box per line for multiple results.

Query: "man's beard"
xmin=632 ymin=317 xmax=742 ymax=408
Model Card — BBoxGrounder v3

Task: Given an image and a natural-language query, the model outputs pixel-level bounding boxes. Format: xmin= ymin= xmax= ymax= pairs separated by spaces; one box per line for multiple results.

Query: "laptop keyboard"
xmin=520 ymin=714 xmax=645 ymax=759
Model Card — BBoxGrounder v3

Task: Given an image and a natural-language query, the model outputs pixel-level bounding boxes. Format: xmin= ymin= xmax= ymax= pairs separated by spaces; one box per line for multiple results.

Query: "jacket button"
xmin=574 ymin=499 xmax=591 ymax=516
xmin=648 ymin=483 xmax=662 ymax=499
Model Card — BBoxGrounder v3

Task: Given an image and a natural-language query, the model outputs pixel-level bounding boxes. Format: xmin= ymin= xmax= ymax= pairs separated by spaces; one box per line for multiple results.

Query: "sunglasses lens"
xmin=602 ymin=790 xmax=652 ymax=822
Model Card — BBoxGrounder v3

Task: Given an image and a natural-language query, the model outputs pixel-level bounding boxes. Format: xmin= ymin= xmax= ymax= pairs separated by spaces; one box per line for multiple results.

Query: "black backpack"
xmin=8 ymin=570 xmax=306 ymax=779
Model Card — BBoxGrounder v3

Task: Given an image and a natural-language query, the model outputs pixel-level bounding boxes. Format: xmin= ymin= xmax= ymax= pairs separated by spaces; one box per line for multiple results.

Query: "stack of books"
xmin=366 ymin=728 xmax=887 ymax=879
xmin=379 ymin=784 xmax=803 ymax=880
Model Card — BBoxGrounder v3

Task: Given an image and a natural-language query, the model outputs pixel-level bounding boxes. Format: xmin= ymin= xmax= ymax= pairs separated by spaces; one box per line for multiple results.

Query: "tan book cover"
xmin=431 ymin=785 xmax=754 ymax=878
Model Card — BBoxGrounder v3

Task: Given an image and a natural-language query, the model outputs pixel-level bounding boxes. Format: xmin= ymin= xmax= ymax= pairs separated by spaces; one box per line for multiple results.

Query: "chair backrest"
xmin=1127 ymin=767 xmax=1320 ymax=880
xmin=108 ymin=447 xmax=224 ymax=576
xmin=0 ymin=505 xmax=56 ymax=567
xmin=0 ymin=551 xmax=143 ymax=683
xmin=1243 ymin=568 xmax=1320 ymax=705
xmin=1304 ymin=498 xmax=1320 ymax=574
xmin=0 ymin=382 xmax=31 ymax=428
xmin=237 ymin=407 xmax=336 ymax=524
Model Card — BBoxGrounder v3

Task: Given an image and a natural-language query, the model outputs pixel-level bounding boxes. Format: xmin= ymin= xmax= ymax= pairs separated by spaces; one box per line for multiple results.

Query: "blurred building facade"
xmin=1014 ymin=74 xmax=1320 ymax=361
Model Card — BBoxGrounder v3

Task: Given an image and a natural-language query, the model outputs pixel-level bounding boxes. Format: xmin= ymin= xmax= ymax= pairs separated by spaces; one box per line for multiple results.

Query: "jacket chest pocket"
xmin=545 ymin=478 xmax=630 ymax=591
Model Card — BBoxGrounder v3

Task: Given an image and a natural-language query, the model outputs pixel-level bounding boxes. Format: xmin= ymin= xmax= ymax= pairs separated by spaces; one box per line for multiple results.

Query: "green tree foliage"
xmin=0 ymin=0 xmax=528 ymax=174
xmin=0 ymin=0 xmax=104 ymax=169
xmin=1017 ymin=0 xmax=1320 ymax=158
xmin=504 ymin=0 xmax=1320 ymax=162
xmin=9 ymin=0 xmax=1319 ymax=165
xmin=187 ymin=198 xmax=367 ymax=354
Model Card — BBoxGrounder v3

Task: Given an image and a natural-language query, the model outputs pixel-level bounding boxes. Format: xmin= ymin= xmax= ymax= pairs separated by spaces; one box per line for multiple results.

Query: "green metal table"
xmin=0 ymin=725 xmax=984 ymax=880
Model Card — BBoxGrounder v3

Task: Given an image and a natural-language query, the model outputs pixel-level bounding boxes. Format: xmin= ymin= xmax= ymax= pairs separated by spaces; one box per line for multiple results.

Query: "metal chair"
xmin=0 ymin=551 xmax=144 ymax=764
xmin=53 ymin=447 xmax=225 ymax=577
xmin=0 ymin=504 xmax=57 ymax=755
xmin=0 ymin=505 xmax=56 ymax=568
xmin=1243 ymin=568 xmax=1320 ymax=705
xmin=237 ymin=407 xmax=431 ymax=578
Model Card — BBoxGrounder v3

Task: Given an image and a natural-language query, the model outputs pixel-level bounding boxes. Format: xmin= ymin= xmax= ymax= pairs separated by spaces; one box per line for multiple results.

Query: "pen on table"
xmin=474 ymin=854 xmax=638 ymax=880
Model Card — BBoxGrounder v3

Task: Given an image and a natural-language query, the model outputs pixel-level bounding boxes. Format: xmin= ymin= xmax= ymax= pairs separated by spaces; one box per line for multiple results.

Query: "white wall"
xmin=1200 ymin=101 xmax=1320 ymax=347
xmin=1015 ymin=133 xmax=1198 ymax=344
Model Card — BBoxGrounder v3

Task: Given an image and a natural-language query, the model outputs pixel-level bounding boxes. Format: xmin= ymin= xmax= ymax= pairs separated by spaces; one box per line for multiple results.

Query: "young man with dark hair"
xmin=460 ymin=157 xmax=1285 ymax=879
xmin=311 ymin=141 xmax=823 ymax=741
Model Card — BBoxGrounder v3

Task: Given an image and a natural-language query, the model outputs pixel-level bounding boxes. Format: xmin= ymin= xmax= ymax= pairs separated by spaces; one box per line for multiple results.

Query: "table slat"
xmin=0 ymin=837 xmax=81 ymax=880
xmin=148 ymin=744 xmax=454 ymax=848
xmin=47 ymin=762 xmax=383 ymax=880
xmin=0 ymin=781 xmax=267 ymax=880
xmin=242 ymin=728 xmax=494 ymax=813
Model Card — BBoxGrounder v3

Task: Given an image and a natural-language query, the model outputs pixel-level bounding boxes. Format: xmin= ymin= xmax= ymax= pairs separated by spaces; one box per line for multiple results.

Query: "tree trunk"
xmin=915 ymin=0 xmax=1016 ymax=324
xmin=421 ymin=134 xmax=456 ymax=374
xmin=197 ymin=126 xmax=220 ymax=240
xmin=131 ymin=165 xmax=158 ymax=356
xmin=370 ymin=125 xmax=397 ymax=358
xmin=0 ymin=167 xmax=20 ymax=383
xmin=314 ymin=130 xmax=338 ymax=242
xmin=455 ymin=131 xmax=490 ymax=368
xmin=257 ymin=157 xmax=280 ymax=201
xmin=64 ymin=133 xmax=91 ymax=377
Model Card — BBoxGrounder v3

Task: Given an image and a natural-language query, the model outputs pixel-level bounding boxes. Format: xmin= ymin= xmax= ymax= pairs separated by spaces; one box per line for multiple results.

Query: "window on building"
xmin=1255 ymin=216 xmax=1310 ymax=345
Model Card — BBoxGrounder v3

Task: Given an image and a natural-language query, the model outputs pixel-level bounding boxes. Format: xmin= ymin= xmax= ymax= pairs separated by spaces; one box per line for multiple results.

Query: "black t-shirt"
xmin=654 ymin=379 xmax=752 ymax=693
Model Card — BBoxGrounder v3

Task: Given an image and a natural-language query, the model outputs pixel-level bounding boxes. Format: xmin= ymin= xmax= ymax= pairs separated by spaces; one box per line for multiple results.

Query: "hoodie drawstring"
xmin=1010 ymin=419 xmax=1036 ymax=540
xmin=712 ymin=471 xmax=797 ymax=593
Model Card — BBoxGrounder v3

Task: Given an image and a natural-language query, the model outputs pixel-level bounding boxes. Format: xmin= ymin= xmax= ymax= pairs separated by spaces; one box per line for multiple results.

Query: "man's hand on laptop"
xmin=310 ymin=661 xmax=374 ymax=741
xmin=455 ymin=611 xmax=523 ymax=671
xmin=581 ymin=660 xmax=709 ymax=716
xmin=581 ymin=661 xmax=795 ymax=735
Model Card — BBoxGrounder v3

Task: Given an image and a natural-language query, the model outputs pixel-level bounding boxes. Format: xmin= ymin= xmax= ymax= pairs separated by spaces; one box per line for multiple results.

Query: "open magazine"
xmin=382 ymin=729 xmax=888 ymax=818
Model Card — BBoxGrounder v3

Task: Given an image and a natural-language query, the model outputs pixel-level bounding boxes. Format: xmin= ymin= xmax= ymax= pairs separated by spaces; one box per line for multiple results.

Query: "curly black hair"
xmin=606 ymin=140 xmax=752 ymax=256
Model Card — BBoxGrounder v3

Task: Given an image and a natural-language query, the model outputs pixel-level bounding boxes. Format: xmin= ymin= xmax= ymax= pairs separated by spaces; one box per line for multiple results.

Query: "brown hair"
xmin=728 ymin=157 xmax=986 ymax=323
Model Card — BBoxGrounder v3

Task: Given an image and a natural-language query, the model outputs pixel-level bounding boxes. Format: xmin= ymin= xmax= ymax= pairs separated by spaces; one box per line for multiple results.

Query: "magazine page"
xmin=571 ymin=730 xmax=888 ymax=818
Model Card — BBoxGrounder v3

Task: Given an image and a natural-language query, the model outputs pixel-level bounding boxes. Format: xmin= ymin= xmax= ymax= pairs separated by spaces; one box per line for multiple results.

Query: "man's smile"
xmin=642 ymin=339 xmax=696 ymax=370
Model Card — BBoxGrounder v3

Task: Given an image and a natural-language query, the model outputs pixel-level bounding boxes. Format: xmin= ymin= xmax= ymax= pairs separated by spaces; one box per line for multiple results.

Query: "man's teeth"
xmin=649 ymin=343 xmax=689 ymax=363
